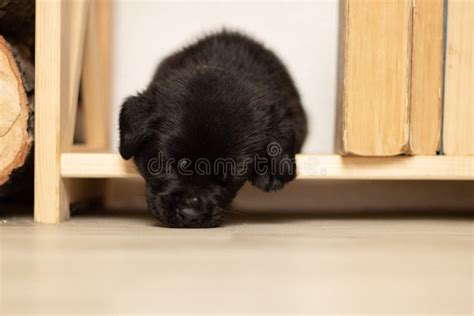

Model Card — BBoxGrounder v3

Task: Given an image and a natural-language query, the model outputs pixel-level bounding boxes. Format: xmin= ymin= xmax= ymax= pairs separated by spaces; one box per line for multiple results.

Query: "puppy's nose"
xmin=177 ymin=207 xmax=200 ymax=224
xmin=184 ymin=196 xmax=200 ymax=208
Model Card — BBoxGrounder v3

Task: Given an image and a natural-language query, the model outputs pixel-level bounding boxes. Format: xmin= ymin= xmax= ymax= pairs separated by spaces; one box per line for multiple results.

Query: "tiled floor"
xmin=1 ymin=211 xmax=473 ymax=315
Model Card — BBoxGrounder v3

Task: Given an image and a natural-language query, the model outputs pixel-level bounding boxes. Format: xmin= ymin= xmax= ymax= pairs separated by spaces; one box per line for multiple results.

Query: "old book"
xmin=408 ymin=0 xmax=444 ymax=155
xmin=338 ymin=0 xmax=412 ymax=156
xmin=443 ymin=0 xmax=474 ymax=155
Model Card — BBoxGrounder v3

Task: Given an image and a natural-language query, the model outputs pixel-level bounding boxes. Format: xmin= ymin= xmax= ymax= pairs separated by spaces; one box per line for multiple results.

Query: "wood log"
xmin=0 ymin=0 xmax=35 ymax=199
xmin=0 ymin=35 xmax=33 ymax=189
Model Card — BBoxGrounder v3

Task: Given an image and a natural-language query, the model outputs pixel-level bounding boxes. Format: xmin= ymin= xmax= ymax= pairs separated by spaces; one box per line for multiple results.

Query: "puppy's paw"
xmin=251 ymin=150 xmax=297 ymax=192
xmin=251 ymin=173 xmax=285 ymax=192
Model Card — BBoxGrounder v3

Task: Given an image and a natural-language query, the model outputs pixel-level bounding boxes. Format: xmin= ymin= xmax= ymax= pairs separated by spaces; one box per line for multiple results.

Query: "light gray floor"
xmin=1 ymin=212 xmax=473 ymax=315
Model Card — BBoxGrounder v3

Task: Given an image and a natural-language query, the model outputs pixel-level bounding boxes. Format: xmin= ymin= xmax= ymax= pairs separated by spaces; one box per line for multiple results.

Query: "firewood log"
xmin=0 ymin=35 xmax=34 ymax=196
xmin=0 ymin=0 xmax=35 ymax=198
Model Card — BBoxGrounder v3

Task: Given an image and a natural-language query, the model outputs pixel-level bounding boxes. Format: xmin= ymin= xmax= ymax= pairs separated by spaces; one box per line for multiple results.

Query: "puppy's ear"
xmin=119 ymin=94 xmax=155 ymax=160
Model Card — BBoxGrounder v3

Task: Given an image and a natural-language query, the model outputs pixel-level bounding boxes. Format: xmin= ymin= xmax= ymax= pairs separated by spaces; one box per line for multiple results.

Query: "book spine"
xmin=442 ymin=0 xmax=474 ymax=155
xmin=338 ymin=0 xmax=412 ymax=156
xmin=408 ymin=0 xmax=445 ymax=155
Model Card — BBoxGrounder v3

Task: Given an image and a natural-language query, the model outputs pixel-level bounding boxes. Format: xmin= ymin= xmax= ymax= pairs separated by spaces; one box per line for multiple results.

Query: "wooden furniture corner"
xmin=34 ymin=0 xmax=473 ymax=224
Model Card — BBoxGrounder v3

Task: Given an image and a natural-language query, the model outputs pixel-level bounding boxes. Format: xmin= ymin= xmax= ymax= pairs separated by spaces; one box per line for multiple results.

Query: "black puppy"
xmin=119 ymin=31 xmax=307 ymax=228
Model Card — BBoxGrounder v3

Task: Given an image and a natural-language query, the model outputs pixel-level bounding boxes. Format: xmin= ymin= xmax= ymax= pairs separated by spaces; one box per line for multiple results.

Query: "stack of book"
xmin=337 ymin=0 xmax=473 ymax=156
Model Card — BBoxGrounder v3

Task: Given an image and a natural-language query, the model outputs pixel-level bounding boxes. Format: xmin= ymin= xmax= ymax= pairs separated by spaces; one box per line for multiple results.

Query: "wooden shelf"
xmin=61 ymin=152 xmax=140 ymax=178
xmin=61 ymin=153 xmax=473 ymax=180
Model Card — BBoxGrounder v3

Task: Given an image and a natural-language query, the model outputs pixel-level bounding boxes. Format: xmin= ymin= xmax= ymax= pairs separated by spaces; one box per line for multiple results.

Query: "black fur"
xmin=119 ymin=31 xmax=307 ymax=228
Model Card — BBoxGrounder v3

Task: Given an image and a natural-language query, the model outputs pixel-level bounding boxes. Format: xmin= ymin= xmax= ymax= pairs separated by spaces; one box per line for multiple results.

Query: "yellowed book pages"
xmin=409 ymin=0 xmax=444 ymax=155
xmin=443 ymin=0 xmax=474 ymax=155
xmin=339 ymin=0 xmax=412 ymax=156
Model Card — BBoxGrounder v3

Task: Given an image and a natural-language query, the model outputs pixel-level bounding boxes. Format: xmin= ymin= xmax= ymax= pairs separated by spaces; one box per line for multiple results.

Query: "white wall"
xmin=111 ymin=0 xmax=340 ymax=153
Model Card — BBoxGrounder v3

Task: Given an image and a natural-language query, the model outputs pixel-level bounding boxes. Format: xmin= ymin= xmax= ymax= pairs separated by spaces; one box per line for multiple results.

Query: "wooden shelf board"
xmin=61 ymin=153 xmax=473 ymax=180
xmin=61 ymin=152 xmax=139 ymax=178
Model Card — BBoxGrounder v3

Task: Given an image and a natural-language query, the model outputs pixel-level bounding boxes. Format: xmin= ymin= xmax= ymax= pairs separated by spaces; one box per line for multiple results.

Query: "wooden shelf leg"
xmin=35 ymin=0 xmax=67 ymax=223
xmin=35 ymin=0 xmax=90 ymax=223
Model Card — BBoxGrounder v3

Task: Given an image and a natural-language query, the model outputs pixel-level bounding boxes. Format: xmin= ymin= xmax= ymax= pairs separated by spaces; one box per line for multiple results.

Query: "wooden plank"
xmin=96 ymin=0 xmax=112 ymax=144
xmin=62 ymin=1 xmax=105 ymax=213
xmin=81 ymin=0 xmax=110 ymax=150
xmin=35 ymin=0 xmax=69 ymax=223
xmin=61 ymin=153 xmax=474 ymax=180
xmin=61 ymin=0 xmax=90 ymax=149
xmin=408 ymin=0 xmax=444 ymax=155
xmin=443 ymin=0 xmax=474 ymax=155
xmin=297 ymin=154 xmax=473 ymax=180
xmin=61 ymin=153 xmax=139 ymax=178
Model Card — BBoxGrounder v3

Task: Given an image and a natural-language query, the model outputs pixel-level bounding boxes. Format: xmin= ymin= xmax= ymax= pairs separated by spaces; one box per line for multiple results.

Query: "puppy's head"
xmin=119 ymin=72 xmax=253 ymax=228
xmin=143 ymin=173 xmax=245 ymax=228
